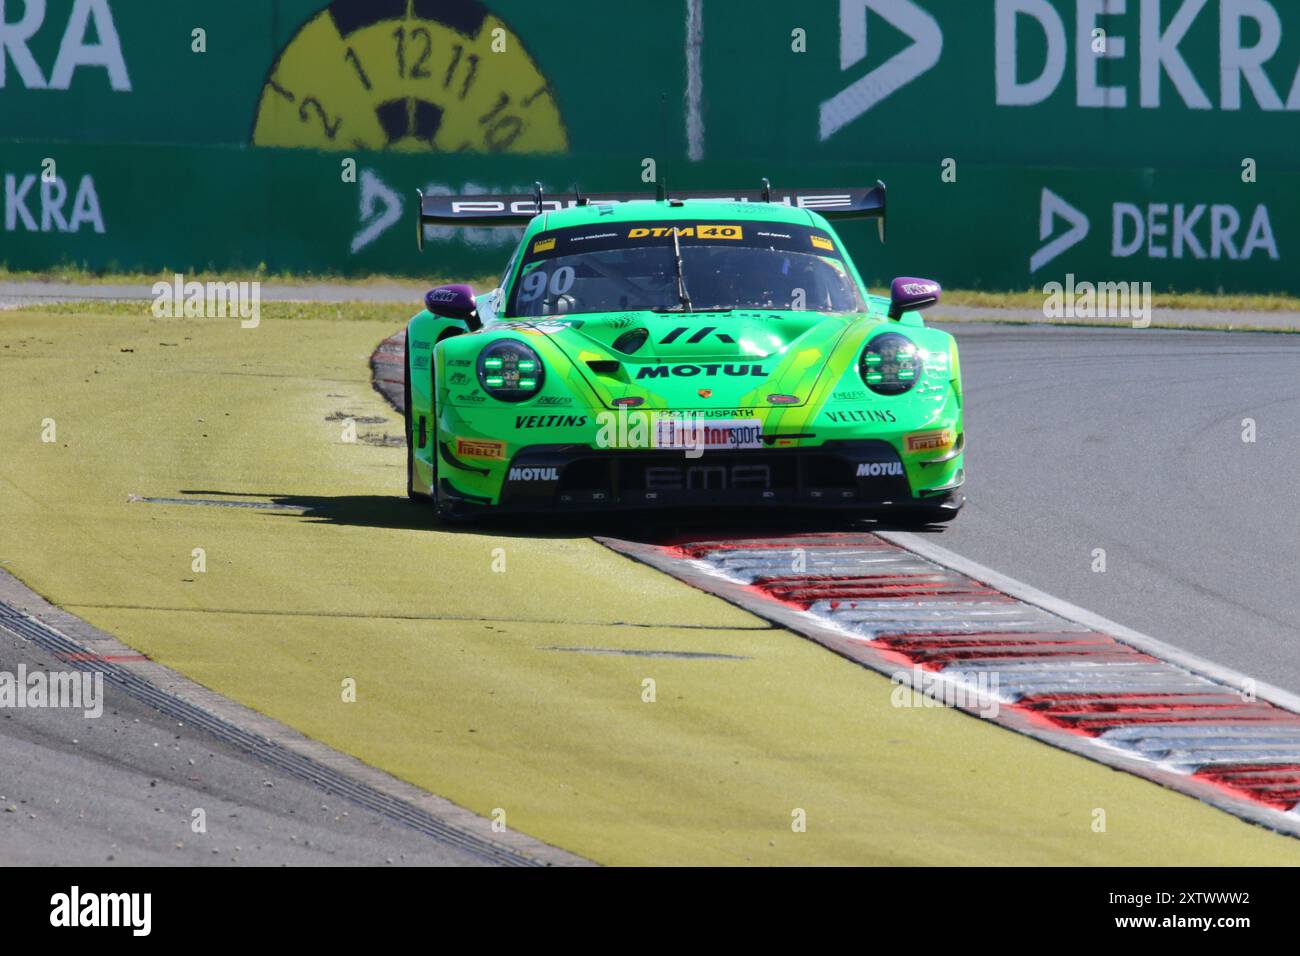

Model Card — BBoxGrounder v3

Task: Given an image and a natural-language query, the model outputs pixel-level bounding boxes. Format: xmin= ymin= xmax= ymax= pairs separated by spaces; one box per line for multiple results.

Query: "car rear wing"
xmin=415 ymin=180 xmax=887 ymax=250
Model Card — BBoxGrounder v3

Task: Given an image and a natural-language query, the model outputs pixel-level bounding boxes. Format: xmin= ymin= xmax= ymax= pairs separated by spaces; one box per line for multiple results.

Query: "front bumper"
xmin=438 ymin=439 xmax=965 ymax=514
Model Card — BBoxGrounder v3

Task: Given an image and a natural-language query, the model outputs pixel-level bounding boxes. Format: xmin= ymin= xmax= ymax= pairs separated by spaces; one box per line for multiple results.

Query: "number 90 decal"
xmin=517 ymin=266 xmax=576 ymax=302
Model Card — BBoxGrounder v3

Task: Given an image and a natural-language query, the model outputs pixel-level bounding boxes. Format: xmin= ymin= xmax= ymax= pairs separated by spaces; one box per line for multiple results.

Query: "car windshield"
xmin=505 ymin=219 xmax=866 ymax=317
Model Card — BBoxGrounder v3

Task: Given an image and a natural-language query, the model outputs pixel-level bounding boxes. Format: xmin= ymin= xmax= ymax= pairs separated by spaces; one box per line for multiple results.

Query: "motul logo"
xmin=507 ymin=467 xmax=560 ymax=481
xmin=636 ymin=364 xmax=767 ymax=379
xmin=856 ymin=461 xmax=904 ymax=477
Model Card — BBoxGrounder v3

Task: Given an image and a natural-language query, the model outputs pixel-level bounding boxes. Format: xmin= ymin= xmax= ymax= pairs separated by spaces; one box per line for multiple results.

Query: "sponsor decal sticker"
xmin=636 ymin=363 xmax=767 ymax=379
xmin=654 ymin=416 xmax=764 ymax=451
xmin=658 ymin=326 xmax=736 ymax=345
xmin=906 ymin=429 xmax=956 ymax=453
xmin=455 ymin=438 xmax=506 ymax=459
xmin=507 ymin=466 xmax=560 ymax=482
xmin=856 ymin=461 xmax=905 ymax=477
xmin=532 ymin=237 xmax=556 ymax=253
xmin=627 ymin=224 xmax=743 ymax=240
xmin=515 ymin=414 xmax=588 ymax=428
xmin=827 ymin=408 xmax=897 ymax=424
xmin=811 ymin=235 xmax=835 ymax=251
xmin=698 ymin=224 xmax=743 ymax=240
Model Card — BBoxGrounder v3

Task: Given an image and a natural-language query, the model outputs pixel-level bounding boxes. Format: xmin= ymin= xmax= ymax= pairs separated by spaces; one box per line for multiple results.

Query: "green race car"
xmin=404 ymin=182 xmax=964 ymax=523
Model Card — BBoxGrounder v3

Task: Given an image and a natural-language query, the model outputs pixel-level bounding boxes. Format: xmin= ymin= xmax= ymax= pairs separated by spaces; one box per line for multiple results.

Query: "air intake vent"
xmin=611 ymin=328 xmax=648 ymax=354
xmin=586 ymin=360 xmax=621 ymax=374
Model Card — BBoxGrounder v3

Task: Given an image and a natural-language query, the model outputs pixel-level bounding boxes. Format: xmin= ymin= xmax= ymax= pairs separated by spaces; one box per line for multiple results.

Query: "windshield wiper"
xmin=669 ymin=226 xmax=692 ymax=313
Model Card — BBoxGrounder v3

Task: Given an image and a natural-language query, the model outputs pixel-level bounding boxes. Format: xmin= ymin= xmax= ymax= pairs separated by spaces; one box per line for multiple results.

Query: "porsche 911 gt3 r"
xmin=403 ymin=182 xmax=965 ymax=524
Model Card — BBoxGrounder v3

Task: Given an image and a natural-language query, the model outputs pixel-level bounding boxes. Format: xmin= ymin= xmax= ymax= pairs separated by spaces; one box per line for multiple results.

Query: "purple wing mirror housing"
xmin=424 ymin=284 xmax=477 ymax=320
xmin=888 ymin=277 xmax=942 ymax=320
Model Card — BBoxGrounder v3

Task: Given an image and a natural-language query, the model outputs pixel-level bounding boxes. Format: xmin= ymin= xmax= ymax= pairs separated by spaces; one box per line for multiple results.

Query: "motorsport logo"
xmin=1031 ymin=189 xmax=1279 ymax=272
xmin=654 ymin=416 xmax=764 ymax=458
xmin=594 ymin=407 xmax=764 ymax=459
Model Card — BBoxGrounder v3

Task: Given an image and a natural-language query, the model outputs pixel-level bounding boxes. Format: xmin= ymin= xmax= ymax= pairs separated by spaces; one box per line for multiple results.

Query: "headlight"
xmin=477 ymin=340 xmax=545 ymax=402
xmin=860 ymin=332 xmax=922 ymax=396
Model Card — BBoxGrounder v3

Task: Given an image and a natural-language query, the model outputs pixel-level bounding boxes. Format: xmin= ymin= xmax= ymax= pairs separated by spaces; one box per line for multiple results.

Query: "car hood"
xmin=502 ymin=309 xmax=870 ymax=410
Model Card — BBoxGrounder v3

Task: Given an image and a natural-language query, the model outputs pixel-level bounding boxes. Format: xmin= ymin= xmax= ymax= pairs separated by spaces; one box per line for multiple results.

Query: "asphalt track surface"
xmin=925 ymin=323 xmax=1300 ymax=696
xmin=0 ymin=594 xmax=498 ymax=866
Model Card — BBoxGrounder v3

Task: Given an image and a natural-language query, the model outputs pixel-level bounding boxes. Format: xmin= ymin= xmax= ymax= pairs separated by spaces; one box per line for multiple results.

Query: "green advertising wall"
xmin=2 ymin=0 xmax=1298 ymax=292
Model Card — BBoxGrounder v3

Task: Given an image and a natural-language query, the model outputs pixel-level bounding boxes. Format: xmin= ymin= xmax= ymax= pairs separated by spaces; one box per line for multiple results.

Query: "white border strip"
xmin=878 ymin=531 xmax=1300 ymax=717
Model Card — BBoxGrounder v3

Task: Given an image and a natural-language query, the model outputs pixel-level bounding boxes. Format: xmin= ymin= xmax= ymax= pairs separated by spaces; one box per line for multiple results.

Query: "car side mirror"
xmin=425 ymin=284 xmax=479 ymax=328
xmin=888 ymin=277 xmax=941 ymax=320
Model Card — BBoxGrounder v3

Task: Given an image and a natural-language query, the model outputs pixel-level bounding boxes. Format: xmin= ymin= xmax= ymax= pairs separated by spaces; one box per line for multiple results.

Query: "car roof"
xmin=538 ymin=199 xmax=822 ymax=232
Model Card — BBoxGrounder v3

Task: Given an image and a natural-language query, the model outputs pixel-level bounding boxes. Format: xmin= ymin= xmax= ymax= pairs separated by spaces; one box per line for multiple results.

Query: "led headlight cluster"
xmin=477 ymin=340 xmax=544 ymax=402
xmin=860 ymin=332 xmax=922 ymax=396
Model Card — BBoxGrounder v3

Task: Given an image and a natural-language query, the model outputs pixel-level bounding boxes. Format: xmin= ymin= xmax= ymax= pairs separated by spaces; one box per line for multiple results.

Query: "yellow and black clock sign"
xmin=252 ymin=0 xmax=567 ymax=153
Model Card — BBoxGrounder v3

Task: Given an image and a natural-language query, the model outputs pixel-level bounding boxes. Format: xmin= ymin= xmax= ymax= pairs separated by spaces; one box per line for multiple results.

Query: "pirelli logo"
xmin=532 ymin=238 xmax=556 ymax=253
xmin=906 ymin=429 xmax=956 ymax=453
xmin=810 ymin=235 xmax=834 ymax=251
xmin=627 ymin=225 xmax=744 ymax=240
xmin=456 ymin=438 xmax=507 ymax=460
